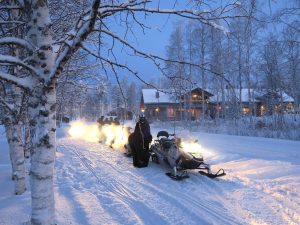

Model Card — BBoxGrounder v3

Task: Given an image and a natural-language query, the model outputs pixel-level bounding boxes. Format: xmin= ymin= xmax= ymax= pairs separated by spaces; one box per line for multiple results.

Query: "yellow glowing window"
xmin=243 ymin=107 xmax=249 ymax=114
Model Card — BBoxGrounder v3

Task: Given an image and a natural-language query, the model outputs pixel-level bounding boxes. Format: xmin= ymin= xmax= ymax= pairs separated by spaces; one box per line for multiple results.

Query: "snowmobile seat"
xmin=160 ymin=138 xmax=173 ymax=149
xmin=157 ymin=131 xmax=169 ymax=138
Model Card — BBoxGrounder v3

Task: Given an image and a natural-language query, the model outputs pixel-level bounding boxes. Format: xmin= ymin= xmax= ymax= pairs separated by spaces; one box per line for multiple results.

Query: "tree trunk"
xmin=5 ymin=123 xmax=14 ymax=180
xmin=25 ymin=0 xmax=57 ymax=223
xmin=5 ymin=121 xmax=26 ymax=195
xmin=24 ymin=120 xmax=32 ymax=158
xmin=201 ymin=28 xmax=206 ymax=121
xmin=29 ymin=86 xmax=56 ymax=225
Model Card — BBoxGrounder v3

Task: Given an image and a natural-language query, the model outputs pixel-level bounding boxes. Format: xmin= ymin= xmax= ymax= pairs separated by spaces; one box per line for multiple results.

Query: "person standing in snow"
xmin=129 ymin=114 xmax=152 ymax=167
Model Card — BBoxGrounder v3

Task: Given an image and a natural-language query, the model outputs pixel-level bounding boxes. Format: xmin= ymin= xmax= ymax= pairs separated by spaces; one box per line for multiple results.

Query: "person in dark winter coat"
xmin=129 ymin=114 xmax=152 ymax=168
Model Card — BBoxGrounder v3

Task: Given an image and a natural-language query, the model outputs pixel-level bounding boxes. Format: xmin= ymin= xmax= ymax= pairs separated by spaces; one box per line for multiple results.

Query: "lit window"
xmin=167 ymin=108 xmax=175 ymax=117
xmin=243 ymin=107 xmax=249 ymax=114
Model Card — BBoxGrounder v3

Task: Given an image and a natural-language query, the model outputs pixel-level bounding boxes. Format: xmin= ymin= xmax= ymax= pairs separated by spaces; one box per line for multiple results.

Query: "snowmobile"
xmin=150 ymin=130 xmax=226 ymax=180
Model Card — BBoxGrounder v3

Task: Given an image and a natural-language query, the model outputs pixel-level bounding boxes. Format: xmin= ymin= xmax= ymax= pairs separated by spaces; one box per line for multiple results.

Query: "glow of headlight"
xmin=68 ymin=121 xmax=87 ymax=138
xmin=102 ymin=124 xmax=130 ymax=148
xmin=68 ymin=120 xmax=130 ymax=148
xmin=68 ymin=121 xmax=100 ymax=142
xmin=85 ymin=124 xmax=100 ymax=142
xmin=181 ymin=141 xmax=203 ymax=157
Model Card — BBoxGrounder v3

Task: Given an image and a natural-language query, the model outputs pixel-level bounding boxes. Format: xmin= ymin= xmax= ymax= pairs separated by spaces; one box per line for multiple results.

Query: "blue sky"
xmin=97 ymin=0 xmax=287 ymax=85
xmin=100 ymin=1 xmax=200 ymax=84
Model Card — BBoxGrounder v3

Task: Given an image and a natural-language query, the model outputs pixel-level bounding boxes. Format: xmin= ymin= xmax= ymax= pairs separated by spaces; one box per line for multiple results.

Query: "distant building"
xmin=140 ymin=87 xmax=214 ymax=121
xmin=210 ymin=89 xmax=295 ymax=116
xmin=107 ymin=107 xmax=133 ymax=120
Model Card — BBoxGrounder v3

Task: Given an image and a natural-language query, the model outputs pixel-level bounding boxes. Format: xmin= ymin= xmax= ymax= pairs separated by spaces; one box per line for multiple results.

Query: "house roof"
xmin=210 ymin=89 xmax=259 ymax=103
xmin=281 ymin=93 xmax=294 ymax=102
xmin=186 ymin=87 xmax=214 ymax=97
xmin=142 ymin=89 xmax=175 ymax=104
xmin=210 ymin=89 xmax=294 ymax=103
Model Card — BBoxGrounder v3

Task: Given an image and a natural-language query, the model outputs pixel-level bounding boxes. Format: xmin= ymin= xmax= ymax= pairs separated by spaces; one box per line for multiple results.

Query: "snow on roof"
xmin=142 ymin=89 xmax=175 ymax=104
xmin=210 ymin=89 xmax=258 ymax=103
xmin=210 ymin=89 xmax=294 ymax=103
xmin=282 ymin=93 xmax=294 ymax=102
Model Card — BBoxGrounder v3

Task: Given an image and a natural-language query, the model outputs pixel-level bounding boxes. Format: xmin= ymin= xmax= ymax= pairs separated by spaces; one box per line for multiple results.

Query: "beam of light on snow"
xmin=68 ymin=120 xmax=130 ymax=149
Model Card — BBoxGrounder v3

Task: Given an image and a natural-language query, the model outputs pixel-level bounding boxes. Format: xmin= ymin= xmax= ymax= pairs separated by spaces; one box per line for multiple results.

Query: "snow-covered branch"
xmin=49 ymin=0 xmax=100 ymax=83
xmin=0 ymin=5 xmax=21 ymax=10
xmin=0 ymin=71 xmax=33 ymax=90
xmin=0 ymin=21 xmax=25 ymax=25
xmin=0 ymin=55 xmax=38 ymax=75
xmin=0 ymin=96 xmax=14 ymax=112
xmin=0 ymin=37 xmax=34 ymax=51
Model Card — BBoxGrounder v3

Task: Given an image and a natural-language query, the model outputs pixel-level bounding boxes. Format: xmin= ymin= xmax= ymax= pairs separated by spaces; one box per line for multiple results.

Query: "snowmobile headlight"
xmin=181 ymin=141 xmax=203 ymax=159
xmin=190 ymin=152 xmax=203 ymax=160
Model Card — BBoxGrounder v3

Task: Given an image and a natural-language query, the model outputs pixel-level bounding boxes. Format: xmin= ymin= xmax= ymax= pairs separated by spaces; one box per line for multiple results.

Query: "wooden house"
xmin=140 ymin=88 xmax=214 ymax=121
xmin=210 ymin=89 xmax=295 ymax=116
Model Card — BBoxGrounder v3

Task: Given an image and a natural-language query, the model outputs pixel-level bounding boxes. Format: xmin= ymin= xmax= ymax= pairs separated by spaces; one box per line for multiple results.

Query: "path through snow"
xmin=1 ymin=125 xmax=300 ymax=225
xmin=54 ymin=134 xmax=300 ymax=225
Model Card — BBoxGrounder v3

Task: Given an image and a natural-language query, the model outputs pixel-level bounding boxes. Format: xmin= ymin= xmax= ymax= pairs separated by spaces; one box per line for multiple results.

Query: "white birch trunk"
xmin=25 ymin=0 xmax=56 ymax=224
xmin=24 ymin=119 xmax=32 ymax=158
xmin=5 ymin=122 xmax=15 ymax=180
xmin=5 ymin=121 xmax=26 ymax=195
xmin=29 ymin=89 xmax=56 ymax=225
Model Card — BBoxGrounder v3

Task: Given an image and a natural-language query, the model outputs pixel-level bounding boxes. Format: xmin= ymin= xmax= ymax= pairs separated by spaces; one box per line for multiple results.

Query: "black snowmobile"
xmin=150 ymin=131 xmax=226 ymax=180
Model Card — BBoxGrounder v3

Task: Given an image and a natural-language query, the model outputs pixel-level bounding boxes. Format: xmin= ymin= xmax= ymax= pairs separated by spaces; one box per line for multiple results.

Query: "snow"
xmin=0 ymin=71 xmax=33 ymax=89
xmin=0 ymin=37 xmax=34 ymax=50
xmin=0 ymin=124 xmax=300 ymax=224
xmin=142 ymin=89 xmax=175 ymax=104
xmin=144 ymin=88 xmax=294 ymax=105
xmin=209 ymin=89 xmax=294 ymax=103
xmin=0 ymin=55 xmax=37 ymax=75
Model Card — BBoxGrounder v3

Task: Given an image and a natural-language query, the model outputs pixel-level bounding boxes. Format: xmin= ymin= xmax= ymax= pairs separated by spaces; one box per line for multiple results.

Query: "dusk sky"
xmin=99 ymin=0 xmax=285 ymax=85
xmin=102 ymin=1 xmax=199 ymax=84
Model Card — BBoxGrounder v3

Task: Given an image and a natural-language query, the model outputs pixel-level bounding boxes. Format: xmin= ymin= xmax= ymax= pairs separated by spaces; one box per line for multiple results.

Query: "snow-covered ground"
xmin=1 ymin=123 xmax=300 ymax=225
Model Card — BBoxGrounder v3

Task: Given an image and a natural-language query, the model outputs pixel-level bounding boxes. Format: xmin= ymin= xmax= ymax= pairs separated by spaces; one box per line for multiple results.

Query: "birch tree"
xmin=193 ymin=23 xmax=210 ymax=120
xmin=282 ymin=25 xmax=300 ymax=111
xmin=0 ymin=0 xmax=242 ymax=224
xmin=0 ymin=0 xmax=28 ymax=195
xmin=165 ymin=22 xmax=187 ymax=120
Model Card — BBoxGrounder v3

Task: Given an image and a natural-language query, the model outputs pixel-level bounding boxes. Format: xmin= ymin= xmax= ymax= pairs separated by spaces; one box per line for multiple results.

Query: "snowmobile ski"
xmin=198 ymin=169 xmax=226 ymax=178
xmin=166 ymin=171 xmax=189 ymax=180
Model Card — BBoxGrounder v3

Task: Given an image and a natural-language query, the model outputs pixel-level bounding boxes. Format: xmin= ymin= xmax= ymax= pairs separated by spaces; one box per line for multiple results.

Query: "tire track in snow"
xmin=221 ymin=174 xmax=300 ymax=225
xmin=57 ymin=143 xmax=144 ymax=225
xmin=57 ymin=138 xmax=245 ymax=225
xmin=59 ymin=143 xmax=192 ymax=224
xmin=58 ymin=142 xmax=171 ymax=224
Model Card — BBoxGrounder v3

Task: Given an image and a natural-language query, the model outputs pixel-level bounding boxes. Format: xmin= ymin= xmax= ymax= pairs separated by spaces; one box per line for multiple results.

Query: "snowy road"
xmin=56 ymin=139 xmax=241 ymax=225
xmin=54 ymin=133 xmax=300 ymax=225
xmin=1 ymin=125 xmax=300 ymax=225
